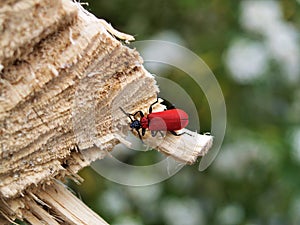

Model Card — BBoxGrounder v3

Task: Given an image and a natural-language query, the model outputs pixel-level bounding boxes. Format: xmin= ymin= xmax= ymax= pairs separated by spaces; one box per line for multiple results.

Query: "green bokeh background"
xmin=68 ymin=1 xmax=300 ymax=225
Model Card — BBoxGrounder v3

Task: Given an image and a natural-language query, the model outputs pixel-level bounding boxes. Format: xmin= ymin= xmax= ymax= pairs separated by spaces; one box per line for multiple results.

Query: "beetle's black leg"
xmin=151 ymin=130 xmax=165 ymax=137
xmin=151 ymin=130 xmax=158 ymax=137
xmin=136 ymin=129 xmax=143 ymax=140
xmin=159 ymin=130 xmax=164 ymax=137
xmin=170 ymin=130 xmax=192 ymax=136
xmin=168 ymin=104 xmax=176 ymax=110
xmin=159 ymin=98 xmax=176 ymax=110
xmin=164 ymin=104 xmax=176 ymax=111
xmin=149 ymin=96 xmax=159 ymax=113
xmin=132 ymin=111 xmax=144 ymax=118
xmin=169 ymin=130 xmax=185 ymax=136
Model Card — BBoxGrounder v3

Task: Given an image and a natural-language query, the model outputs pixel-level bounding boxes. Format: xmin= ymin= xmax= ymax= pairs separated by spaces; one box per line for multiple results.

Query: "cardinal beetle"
xmin=120 ymin=97 xmax=189 ymax=140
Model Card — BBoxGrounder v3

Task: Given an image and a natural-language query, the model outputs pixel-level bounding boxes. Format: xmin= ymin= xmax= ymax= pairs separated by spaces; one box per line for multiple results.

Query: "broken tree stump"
xmin=0 ymin=1 xmax=213 ymax=224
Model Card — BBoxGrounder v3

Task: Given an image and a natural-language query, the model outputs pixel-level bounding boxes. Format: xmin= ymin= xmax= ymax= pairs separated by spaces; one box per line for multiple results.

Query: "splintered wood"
xmin=0 ymin=0 xmax=213 ymax=224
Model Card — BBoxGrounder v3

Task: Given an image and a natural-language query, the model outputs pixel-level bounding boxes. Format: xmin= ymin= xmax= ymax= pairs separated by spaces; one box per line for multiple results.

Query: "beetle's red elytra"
xmin=146 ymin=109 xmax=188 ymax=131
xmin=120 ymin=97 xmax=189 ymax=140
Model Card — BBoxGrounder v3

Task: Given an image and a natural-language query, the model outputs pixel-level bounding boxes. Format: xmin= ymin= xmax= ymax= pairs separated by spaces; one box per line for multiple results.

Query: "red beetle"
xmin=120 ymin=97 xmax=189 ymax=140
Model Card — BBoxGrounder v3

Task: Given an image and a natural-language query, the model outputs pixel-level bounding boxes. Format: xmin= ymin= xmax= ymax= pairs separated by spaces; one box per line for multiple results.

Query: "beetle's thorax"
xmin=140 ymin=116 xmax=149 ymax=129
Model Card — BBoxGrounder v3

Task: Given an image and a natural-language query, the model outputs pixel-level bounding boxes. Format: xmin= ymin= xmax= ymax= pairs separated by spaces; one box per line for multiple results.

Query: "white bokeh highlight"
xmin=225 ymin=39 xmax=268 ymax=83
xmin=226 ymin=0 xmax=300 ymax=84
xmin=290 ymin=128 xmax=300 ymax=162
xmin=162 ymin=198 xmax=205 ymax=225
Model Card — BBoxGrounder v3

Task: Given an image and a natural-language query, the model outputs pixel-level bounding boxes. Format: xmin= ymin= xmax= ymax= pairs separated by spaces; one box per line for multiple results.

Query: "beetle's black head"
xmin=130 ymin=120 xmax=141 ymax=129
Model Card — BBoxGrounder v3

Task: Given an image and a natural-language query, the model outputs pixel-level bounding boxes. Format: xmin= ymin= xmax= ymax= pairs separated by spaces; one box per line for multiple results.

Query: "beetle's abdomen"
xmin=148 ymin=109 xmax=188 ymax=131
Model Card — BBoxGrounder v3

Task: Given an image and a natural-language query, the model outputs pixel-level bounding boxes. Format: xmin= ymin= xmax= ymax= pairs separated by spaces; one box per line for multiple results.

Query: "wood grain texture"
xmin=0 ymin=0 xmax=153 ymax=223
xmin=0 ymin=0 xmax=212 ymax=224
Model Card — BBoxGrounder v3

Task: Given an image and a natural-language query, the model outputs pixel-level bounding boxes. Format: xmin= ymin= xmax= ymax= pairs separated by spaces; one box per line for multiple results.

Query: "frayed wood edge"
xmin=143 ymin=129 xmax=213 ymax=165
xmin=75 ymin=2 xmax=135 ymax=42
xmin=20 ymin=181 xmax=109 ymax=225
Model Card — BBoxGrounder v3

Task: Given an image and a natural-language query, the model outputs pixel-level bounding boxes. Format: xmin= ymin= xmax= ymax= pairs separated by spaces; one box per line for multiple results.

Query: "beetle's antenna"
xmin=119 ymin=107 xmax=134 ymax=122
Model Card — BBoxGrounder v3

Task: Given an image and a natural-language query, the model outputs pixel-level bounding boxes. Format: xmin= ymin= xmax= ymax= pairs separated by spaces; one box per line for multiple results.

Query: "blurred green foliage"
xmin=68 ymin=1 xmax=300 ymax=225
